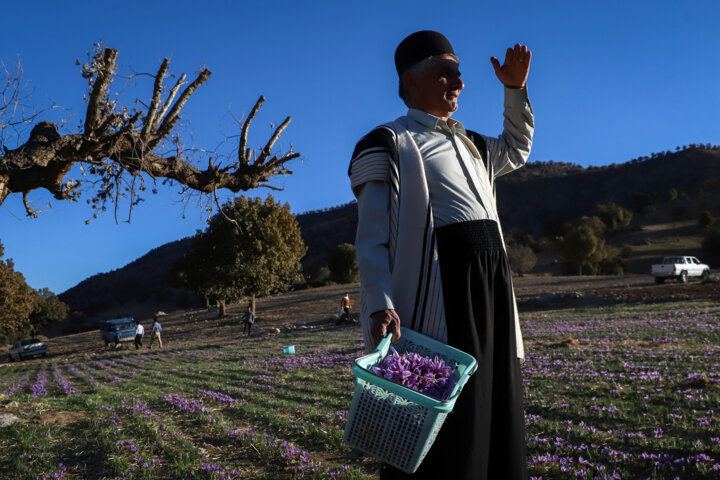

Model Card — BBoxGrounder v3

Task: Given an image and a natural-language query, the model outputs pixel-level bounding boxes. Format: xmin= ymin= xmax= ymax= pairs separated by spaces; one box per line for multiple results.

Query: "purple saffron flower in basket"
xmin=371 ymin=347 xmax=457 ymax=400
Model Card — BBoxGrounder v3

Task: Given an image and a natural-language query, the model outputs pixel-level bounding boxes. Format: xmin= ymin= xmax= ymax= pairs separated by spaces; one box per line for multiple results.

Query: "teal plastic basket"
xmin=282 ymin=345 xmax=295 ymax=354
xmin=343 ymin=329 xmax=477 ymax=473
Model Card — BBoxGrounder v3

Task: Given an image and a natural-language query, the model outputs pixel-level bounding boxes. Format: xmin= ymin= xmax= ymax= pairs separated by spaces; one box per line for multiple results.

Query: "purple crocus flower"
xmin=371 ymin=348 xmax=457 ymax=400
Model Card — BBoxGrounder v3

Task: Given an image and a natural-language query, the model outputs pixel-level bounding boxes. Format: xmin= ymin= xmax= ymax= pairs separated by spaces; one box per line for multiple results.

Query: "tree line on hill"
xmin=501 ymin=144 xmax=720 ymax=183
xmin=504 ymin=173 xmax=720 ymax=276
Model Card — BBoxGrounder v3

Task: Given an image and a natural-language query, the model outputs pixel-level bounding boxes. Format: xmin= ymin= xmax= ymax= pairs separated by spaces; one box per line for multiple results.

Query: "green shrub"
xmin=328 ymin=243 xmax=360 ymax=284
xmin=594 ymin=202 xmax=633 ymax=232
xmin=699 ymin=210 xmax=716 ymax=230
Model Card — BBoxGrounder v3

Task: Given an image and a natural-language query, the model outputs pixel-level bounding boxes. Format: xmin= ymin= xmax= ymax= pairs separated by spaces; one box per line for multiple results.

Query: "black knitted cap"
xmin=394 ymin=30 xmax=455 ymax=77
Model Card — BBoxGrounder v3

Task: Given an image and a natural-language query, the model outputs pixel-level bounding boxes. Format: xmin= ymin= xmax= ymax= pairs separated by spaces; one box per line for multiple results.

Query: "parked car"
xmin=99 ymin=317 xmax=136 ymax=346
xmin=8 ymin=338 xmax=47 ymax=361
xmin=650 ymin=256 xmax=710 ymax=284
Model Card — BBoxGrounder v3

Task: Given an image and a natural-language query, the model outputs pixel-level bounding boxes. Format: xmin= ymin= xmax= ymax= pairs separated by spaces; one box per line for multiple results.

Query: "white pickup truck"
xmin=651 ymin=256 xmax=710 ymax=284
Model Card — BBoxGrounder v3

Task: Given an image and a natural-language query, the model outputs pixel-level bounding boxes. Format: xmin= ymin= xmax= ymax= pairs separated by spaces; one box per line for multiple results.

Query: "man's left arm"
xmin=487 ymin=86 xmax=534 ymax=178
xmin=486 ymin=43 xmax=534 ymax=178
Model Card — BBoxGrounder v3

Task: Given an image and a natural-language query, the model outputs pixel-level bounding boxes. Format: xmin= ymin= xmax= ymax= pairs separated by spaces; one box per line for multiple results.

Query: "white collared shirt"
xmin=405 ymin=108 xmax=496 ymax=226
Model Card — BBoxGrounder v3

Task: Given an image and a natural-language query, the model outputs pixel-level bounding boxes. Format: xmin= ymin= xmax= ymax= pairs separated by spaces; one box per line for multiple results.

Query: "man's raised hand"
xmin=490 ymin=44 xmax=532 ymax=88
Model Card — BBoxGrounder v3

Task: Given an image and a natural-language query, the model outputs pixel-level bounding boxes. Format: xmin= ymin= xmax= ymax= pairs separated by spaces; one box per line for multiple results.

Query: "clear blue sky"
xmin=1 ymin=0 xmax=719 ymax=294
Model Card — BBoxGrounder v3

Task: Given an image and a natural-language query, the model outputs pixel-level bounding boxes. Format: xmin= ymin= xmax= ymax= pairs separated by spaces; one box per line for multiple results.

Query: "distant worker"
xmin=148 ymin=317 xmax=163 ymax=349
xmin=242 ymin=306 xmax=255 ymax=336
xmin=134 ymin=320 xmax=144 ymax=349
xmin=336 ymin=292 xmax=352 ymax=324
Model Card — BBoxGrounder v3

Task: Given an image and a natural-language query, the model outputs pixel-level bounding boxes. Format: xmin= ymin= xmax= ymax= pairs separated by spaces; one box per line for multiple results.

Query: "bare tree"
xmin=0 ymin=45 xmax=299 ymax=221
xmin=0 ymin=56 xmax=57 ymax=151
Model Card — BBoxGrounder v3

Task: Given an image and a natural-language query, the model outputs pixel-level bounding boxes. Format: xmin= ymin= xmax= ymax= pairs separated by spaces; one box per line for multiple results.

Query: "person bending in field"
xmin=336 ymin=292 xmax=352 ymax=324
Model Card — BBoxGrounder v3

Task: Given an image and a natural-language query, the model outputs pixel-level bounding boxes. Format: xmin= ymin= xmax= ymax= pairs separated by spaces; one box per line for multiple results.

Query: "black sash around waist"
xmin=435 ymin=219 xmax=504 ymax=250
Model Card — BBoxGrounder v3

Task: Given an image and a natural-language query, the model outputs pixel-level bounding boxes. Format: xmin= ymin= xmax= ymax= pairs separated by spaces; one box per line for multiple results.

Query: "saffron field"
xmin=0 ymin=300 xmax=719 ymax=479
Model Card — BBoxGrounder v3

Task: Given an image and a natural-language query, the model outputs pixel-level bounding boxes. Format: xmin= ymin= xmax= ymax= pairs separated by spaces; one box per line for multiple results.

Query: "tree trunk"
xmin=251 ymin=293 xmax=256 ymax=314
xmin=578 ymin=263 xmax=583 ymax=276
xmin=218 ymin=301 xmax=226 ymax=318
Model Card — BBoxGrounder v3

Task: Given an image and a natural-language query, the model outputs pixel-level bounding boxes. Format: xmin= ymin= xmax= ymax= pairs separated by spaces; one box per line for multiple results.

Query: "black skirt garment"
xmin=381 ymin=219 xmax=527 ymax=480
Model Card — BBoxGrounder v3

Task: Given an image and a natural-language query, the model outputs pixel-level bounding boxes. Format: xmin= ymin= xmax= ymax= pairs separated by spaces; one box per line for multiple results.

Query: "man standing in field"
xmin=349 ymin=31 xmax=534 ymax=479
xmin=242 ymin=305 xmax=255 ymax=336
xmin=134 ymin=320 xmax=144 ymax=349
xmin=148 ymin=317 xmax=163 ymax=349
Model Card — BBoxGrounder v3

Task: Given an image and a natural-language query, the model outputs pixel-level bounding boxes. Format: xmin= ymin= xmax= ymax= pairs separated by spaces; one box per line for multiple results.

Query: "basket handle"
xmin=358 ymin=333 xmax=394 ymax=369
xmin=375 ymin=333 xmax=394 ymax=353
xmin=445 ymin=364 xmax=474 ymax=401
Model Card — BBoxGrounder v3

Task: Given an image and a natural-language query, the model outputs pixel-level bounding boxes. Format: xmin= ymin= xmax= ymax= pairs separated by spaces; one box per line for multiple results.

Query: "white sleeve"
xmin=487 ymin=86 xmax=534 ymax=178
xmin=355 ymin=180 xmax=394 ymax=313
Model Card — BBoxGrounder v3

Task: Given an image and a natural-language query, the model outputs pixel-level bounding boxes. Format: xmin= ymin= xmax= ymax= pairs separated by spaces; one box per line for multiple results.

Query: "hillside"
xmin=54 ymin=147 xmax=720 ymax=332
xmin=497 ymin=147 xmax=720 ymax=234
xmin=55 ymin=238 xmax=201 ymax=335
xmin=295 ymin=203 xmax=357 ymax=275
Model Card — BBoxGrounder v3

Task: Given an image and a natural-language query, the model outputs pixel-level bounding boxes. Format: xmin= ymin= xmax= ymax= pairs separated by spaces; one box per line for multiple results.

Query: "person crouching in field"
xmin=336 ymin=292 xmax=352 ymax=324
xmin=148 ymin=317 xmax=162 ymax=349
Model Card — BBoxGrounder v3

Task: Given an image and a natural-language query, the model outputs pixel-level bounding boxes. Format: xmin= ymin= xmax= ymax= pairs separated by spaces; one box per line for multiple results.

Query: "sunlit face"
xmin=405 ymin=54 xmax=464 ymax=120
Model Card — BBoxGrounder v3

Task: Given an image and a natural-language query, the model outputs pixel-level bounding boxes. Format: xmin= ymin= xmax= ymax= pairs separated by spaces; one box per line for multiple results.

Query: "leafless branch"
xmin=0 ymin=46 xmax=300 ymax=220
xmin=126 ymin=172 xmax=138 ymax=223
xmin=1 ymin=57 xmax=59 ymax=149
xmin=238 ymin=96 xmax=264 ymax=165
xmin=256 ymin=116 xmax=292 ymax=166
xmin=153 ymin=69 xmax=211 ymax=146
xmin=212 ymin=186 xmax=241 ymax=232
xmin=141 ymin=58 xmax=168 ymax=140
xmin=22 ymin=191 xmax=39 ymax=218
xmin=0 ymin=58 xmax=22 ymax=119
xmin=157 ymin=74 xmax=187 ymax=127
xmin=84 ymin=48 xmax=118 ymax=137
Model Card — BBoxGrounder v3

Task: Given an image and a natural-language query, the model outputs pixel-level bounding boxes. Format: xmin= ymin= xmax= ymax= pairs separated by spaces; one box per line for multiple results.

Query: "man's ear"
xmin=403 ymin=72 xmax=416 ymax=90
xmin=402 ymin=73 xmax=417 ymax=106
